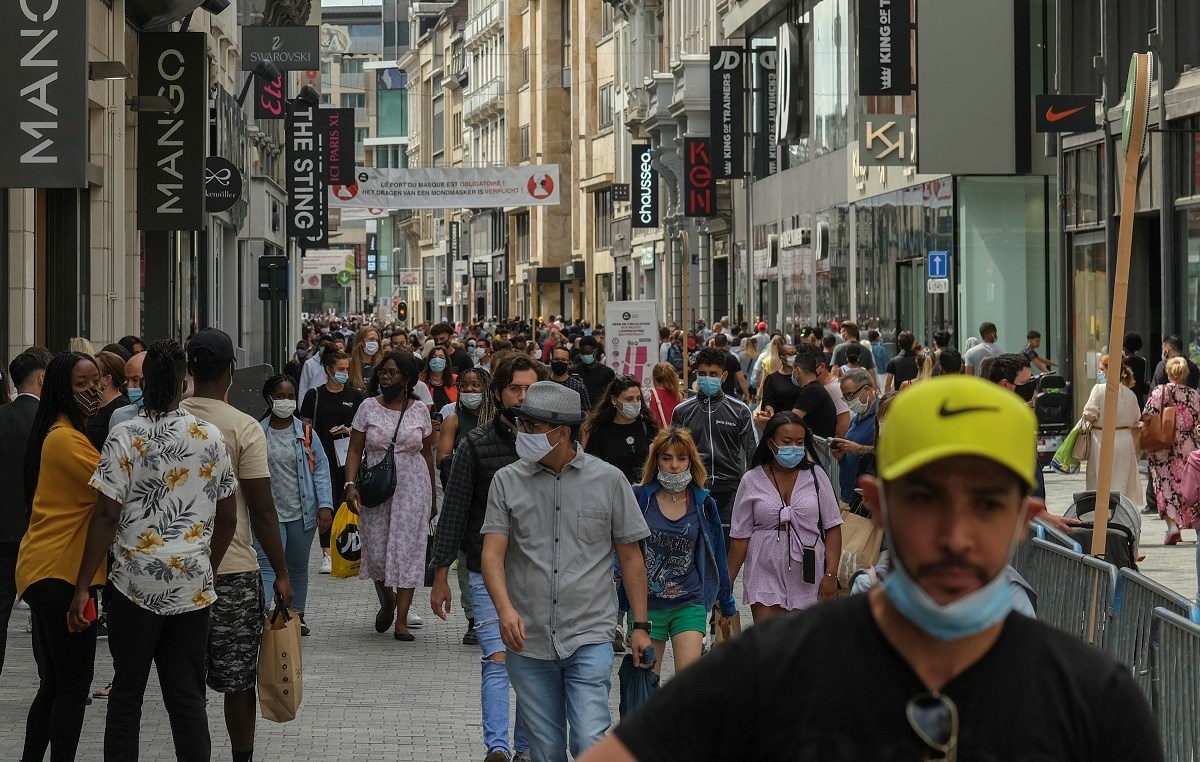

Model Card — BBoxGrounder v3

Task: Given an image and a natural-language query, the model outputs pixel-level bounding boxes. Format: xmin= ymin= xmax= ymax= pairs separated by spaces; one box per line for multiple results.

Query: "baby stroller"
xmin=1034 ymin=374 xmax=1072 ymax=470
xmin=1063 ymin=490 xmax=1142 ymax=570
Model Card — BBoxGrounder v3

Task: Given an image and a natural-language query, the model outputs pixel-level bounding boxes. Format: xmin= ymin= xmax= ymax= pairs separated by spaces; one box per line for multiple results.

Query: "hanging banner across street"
xmin=604 ymin=301 xmax=659 ymax=388
xmin=631 ymin=144 xmax=659 ymax=229
xmin=286 ymin=103 xmax=329 ymax=247
xmin=329 ymin=166 xmax=561 ymax=209
xmin=858 ymin=0 xmax=911 ymax=95
xmin=754 ymin=47 xmax=779 ymax=179
xmin=709 ymin=46 xmax=745 ymax=179
xmin=0 ymin=0 xmax=88 ymax=188
xmin=137 ymin=32 xmax=207 ymax=231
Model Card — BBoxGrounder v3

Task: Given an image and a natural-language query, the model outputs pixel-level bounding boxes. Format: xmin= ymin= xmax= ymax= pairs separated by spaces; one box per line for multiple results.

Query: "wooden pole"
xmin=681 ymin=230 xmax=691 ymax=395
xmin=1092 ymin=52 xmax=1151 ymax=558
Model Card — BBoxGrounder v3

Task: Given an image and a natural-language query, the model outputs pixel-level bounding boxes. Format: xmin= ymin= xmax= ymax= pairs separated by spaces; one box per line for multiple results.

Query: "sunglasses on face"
xmin=906 ymin=692 xmax=958 ymax=761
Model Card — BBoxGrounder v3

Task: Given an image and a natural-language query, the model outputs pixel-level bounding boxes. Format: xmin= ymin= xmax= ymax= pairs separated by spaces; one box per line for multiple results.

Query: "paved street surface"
xmin=1 ymin=468 xmax=1195 ymax=759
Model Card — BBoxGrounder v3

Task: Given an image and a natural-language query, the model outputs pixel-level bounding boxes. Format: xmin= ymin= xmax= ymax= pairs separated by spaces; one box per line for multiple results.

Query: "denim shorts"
xmin=628 ymin=603 xmax=708 ymax=641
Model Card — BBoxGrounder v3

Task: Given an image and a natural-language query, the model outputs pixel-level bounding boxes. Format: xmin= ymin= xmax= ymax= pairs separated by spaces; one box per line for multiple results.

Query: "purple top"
xmin=730 ymin=464 xmax=843 ymax=611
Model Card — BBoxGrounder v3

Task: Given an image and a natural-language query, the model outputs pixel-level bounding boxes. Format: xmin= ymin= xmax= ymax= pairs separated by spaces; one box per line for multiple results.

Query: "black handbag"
xmin=356 ymin=402 xmax=407 ymax=508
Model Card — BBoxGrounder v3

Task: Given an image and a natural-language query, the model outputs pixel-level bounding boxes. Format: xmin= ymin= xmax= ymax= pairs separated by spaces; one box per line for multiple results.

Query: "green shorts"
xmin=629 ymin=603 xmax=709 ymax=641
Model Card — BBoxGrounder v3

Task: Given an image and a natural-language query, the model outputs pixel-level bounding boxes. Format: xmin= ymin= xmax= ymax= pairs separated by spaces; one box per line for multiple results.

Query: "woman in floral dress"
xmin=1143 ymin=356 xmax=1200 ymax=545
xmin=344 ymin=351 xmax=436 ymax=640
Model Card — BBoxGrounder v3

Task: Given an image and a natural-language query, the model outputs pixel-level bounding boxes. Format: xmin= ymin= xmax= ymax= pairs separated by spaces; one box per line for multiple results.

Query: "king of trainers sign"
xmin=138 ymin=33 xmax=207 ymax=231
xmin=0 ymin=0 xmax=89 ymax=188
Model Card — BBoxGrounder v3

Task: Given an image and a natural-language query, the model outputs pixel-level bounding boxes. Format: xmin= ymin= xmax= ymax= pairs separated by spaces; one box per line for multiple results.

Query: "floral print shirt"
xmin=90 ymin=410 xmax=238 ymax=615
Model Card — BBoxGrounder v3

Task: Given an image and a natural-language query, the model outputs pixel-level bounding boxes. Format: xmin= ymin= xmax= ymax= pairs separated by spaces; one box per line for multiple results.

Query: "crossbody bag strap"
xmin=387 ymin=399 xmax=409 ymax=445
xmin=651 ymin=389 xmax=668 ymax=427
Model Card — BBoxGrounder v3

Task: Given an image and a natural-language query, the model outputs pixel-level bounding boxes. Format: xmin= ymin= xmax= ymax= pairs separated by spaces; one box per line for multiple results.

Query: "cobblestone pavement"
xmin=2 ymin=469 xmax=1194 ymax=759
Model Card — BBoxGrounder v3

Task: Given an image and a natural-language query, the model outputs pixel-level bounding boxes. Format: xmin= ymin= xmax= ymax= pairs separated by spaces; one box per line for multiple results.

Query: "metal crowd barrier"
xmin=1151 ymin=608 xmax=1200 ymax=762
xmin=1015 ymin=537 xmax=1117 ymax=645
xmin=1107 ymin=570 xmax=1200 ymax=700
xmin=1014 ymin=519 xmax=1083 ymax=572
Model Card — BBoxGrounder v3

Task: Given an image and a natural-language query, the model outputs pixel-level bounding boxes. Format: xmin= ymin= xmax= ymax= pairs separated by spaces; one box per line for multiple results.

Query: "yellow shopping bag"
xmin=330 ymin=502 xmax=361 ymax=579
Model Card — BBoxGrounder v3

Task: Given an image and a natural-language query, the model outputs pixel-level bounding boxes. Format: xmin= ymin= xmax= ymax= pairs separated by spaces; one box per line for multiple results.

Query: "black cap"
xmin=187 ymin=328 xmax=236 ymax=368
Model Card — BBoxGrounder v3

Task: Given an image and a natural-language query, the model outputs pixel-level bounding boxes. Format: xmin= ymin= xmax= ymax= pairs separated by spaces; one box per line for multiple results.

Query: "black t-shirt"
xmin=1152 ymin=356 xmax=1200 ymax=389
xmin=572 ymin=361 xmax=617 ymax=406
xmin=886 ymin=350 xmax=920 ymax=388
xmin=300 ymin=385 xmax=366 ymax=470
xmin=759 ymin=370 xmax=801 ymax=414
xmin=615 ymin=595 xmax=1160 ymax=762
xmin=721 ymin=352 xmax=743 ymax=398
xmin=86 ymin=394 xmax=130 ymax=451
xmin=450 ymin=348 xmax=474 ymax=376
xmin=792 ymin=380 xmax=837 ymax=438
xmin=584 ymin=418 xmax=654 ymax=483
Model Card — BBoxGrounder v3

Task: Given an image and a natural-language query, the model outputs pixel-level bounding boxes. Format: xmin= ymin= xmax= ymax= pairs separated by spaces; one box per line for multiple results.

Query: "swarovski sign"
xmin=631 ymin=144 xmax=658 ymax=229
xmin=138 ymin=33 xmax=207 ymax=231
xmin=0 ymin=0 xmax=88 ymax=187
xmin=242 ymin=26 xmax=320 ymax=71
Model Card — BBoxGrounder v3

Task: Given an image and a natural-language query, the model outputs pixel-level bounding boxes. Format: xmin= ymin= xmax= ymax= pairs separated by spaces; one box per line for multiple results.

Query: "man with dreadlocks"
xmin=71 ymin=339 xmax=239 ymax=759
xmin=429 ymin=354 xmax=546 ymax=762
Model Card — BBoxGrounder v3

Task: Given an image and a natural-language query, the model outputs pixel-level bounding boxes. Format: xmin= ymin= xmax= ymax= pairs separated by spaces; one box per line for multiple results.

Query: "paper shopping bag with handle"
xmin=330 ymin=502 xmax=361 ymax=579
xmin=258 ymin=606 xmax=303 ymax=723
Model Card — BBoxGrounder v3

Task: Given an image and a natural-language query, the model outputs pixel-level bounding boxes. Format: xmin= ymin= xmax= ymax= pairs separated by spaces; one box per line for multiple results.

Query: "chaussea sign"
xmin=242 ymin=26 xmax=320 ymax=72
xmin=138 ymin=33 xmax=207 ymax=231
xmin=0 ymin=0 xmax=89 ymax=188
xmin=329 ymin=166 xmax=561 ymax=209
xmin=630 ymin=144 xmax=658 ymax=229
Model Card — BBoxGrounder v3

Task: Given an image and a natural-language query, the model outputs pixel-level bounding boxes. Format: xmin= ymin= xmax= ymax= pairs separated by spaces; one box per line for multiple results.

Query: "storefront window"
xmin=1183 ymin=208 xmax=1200 ymax=363
xmin=1070 ymin=231 xmax=1107 ymax=416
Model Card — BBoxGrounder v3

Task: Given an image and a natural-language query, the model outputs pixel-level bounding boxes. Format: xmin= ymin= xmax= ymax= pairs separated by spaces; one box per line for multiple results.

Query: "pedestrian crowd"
xmin=0 ymin=312 xmax=1169 ymax=761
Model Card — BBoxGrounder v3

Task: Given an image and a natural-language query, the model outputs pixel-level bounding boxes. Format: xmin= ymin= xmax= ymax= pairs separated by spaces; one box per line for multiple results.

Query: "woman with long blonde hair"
xmin=348 ymin=325 xmax=383 ymax=392
xmin=616 ymin=426 xmax=735 ymax=674
xmin=647 ymin=362 xmax=682 ymax=429
xmin=753 ymin=335 xmax=786 ymax=395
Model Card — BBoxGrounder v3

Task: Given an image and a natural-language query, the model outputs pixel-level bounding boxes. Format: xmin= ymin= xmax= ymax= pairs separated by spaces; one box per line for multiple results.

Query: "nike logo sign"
xmin=938 ymin=402 xmax=1000 ymax=417
xmin=1045 ymin=105 xmax=1086 ymax=122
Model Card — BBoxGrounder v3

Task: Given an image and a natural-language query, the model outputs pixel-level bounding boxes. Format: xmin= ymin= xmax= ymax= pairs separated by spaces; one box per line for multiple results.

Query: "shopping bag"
xmin=617 ymin=649 xmax=660 ymax=718
xmin=1071 ymin=420 xmax=1092 ymax=461
xmin=1181 ymin=451 xmax=1200 ymax=506
xmin=1052 ymin=426 xmax=1082 ymax=474
xmin=1141 ymin=401 xmax=1177 ymax=452
xmin=330 ymin=502 xmax=361 ymax=579
xmin=258 ymin=606 xmax=303 ymax=723
xmin=836 ymin=507 xmax=884 ymax=593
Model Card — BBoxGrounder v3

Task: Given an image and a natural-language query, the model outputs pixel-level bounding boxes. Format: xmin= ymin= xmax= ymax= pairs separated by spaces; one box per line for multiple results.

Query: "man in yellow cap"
xmin=580 ymin=375 xmax=1160 ymax=762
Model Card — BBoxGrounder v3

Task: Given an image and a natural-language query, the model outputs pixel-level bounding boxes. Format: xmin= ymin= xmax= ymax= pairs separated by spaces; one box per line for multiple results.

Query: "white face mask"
xmin=516 ymin=427 xmax=561 ymax=463
xmin=271 ymin=399 xmax=297 ymax=419
xmin=363 ymin=341 xmax=380 ymax=356
xmin=619 ymin=401 xmax=642 ymax=420
xmin=459 ymin=392 xmax=484 ymax=409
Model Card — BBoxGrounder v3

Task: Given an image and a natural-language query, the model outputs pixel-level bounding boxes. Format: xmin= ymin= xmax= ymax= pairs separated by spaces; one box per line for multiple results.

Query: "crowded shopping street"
xmin=5 ymin=0 xmax=1200 ymax=759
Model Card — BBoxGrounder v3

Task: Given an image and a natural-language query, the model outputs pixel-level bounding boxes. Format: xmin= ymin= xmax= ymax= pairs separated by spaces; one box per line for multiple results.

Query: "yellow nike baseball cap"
xmin=877 ymin=375 xmax=1038 ymax=488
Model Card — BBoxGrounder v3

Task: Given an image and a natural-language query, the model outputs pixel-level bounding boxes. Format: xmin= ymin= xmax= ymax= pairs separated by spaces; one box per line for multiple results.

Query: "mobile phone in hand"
xmin=68 ymin=597 xmax=96 ymax=633
xmin=431 ymin=412 xmax=443 ymax=424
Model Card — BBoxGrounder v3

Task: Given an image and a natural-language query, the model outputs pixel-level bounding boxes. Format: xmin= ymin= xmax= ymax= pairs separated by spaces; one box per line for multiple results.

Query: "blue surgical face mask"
xmin=333 ymin=371 xmax=350 ymax=385
xmin=1097 ymin=371 xmax=1107 ymax=386
xmin=697 ymin=376 xmax=722 ymax=397
xmin=772 ymin=444 xmax=806 ymax=469
xmin=579 ymin=353 xmax=595 ymax=364
xmin=127 ymin=386 xmax=144 ymax=408
xmin=429 ymin=358 xmax=448 ymax=373
xmin=879 ymin=491 xmax=1018 ymax=640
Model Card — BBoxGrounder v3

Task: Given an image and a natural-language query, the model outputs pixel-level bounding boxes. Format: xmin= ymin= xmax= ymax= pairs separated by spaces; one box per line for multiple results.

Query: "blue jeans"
xmin=505 ymin=642 xmax=614 ymax=762
xmin=255 ymin=518 xmax=315 ymax=615
xmin=469 ymin=572 xmax=529 ymax=755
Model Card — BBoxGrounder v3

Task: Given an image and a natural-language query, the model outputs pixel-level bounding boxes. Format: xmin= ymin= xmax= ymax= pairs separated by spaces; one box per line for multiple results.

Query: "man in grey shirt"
xmin=829 ymin=320 xmax=877 ymax=387
xmin=481 ymin=381 xmax=652 ymax=762
xmin=964 ymin=321 xmax=1005 ymax=376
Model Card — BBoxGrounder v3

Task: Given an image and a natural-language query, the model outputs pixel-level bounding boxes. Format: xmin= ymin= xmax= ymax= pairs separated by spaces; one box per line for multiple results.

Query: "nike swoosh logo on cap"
xmin=939 ymin=402 xmax=1000 ymax=417
xmin=1045 ymin=105 xmax=1086 ymax=122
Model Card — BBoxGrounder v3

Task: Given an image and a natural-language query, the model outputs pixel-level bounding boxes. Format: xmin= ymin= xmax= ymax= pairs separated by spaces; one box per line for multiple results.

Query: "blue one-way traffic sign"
xmin=928 ymin=251 xmax=949 ymax=280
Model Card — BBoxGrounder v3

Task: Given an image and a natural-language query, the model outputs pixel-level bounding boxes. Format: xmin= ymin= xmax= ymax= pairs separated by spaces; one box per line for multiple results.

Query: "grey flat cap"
xmin=516 ymin=381 xmax=585 ymax=425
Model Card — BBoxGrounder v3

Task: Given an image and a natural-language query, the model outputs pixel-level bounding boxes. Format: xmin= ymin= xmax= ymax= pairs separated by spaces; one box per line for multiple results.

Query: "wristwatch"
xmin=631 ymin=621 xmax=652 ymax=633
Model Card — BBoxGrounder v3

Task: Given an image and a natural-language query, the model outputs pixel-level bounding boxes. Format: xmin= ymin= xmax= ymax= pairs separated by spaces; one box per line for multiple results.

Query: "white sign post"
xmin=604 ymin=301 xmax=659 ymax=389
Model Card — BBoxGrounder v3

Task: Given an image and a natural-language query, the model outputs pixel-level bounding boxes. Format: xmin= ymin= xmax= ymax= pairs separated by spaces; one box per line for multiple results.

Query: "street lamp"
xmin=236 ymin=59 xmax=283 ymax=108
xmin=126 ymin=95 xmax=175 ymax=112
xmin=89 ymin=61 xmax=132 ymax=81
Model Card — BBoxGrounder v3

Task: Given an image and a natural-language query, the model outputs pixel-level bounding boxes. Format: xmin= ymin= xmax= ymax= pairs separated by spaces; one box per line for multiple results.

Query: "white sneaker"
xmin=407 ymin=612 xmax=425 ymax=628
xmin=319 ymin=555 xmax=332 ymax=574
xmin=16 ymin=598 xmax=29 ymax=610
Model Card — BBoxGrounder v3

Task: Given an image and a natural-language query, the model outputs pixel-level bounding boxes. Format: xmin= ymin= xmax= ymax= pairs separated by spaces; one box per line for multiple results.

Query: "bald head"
xmin=125 ymin=351 xmax=146 ymax=390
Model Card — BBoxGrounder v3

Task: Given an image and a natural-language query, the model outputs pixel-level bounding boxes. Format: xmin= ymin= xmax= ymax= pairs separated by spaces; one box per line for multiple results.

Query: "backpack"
xmin=666 ymin=342 xmax=684 ymax=372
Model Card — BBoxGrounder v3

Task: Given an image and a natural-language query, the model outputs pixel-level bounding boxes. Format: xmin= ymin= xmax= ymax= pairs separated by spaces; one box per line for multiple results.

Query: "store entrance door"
xmin=897 ymin=258 xmax=927 ymax=342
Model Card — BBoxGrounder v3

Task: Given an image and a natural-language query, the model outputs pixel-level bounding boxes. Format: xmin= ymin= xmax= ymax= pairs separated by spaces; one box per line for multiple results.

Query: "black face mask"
xmin=1014 ymin=380 xmax=1036 ymax=402
xmin=550 ymin=360 xmax=570 ymax=376
xmin=381 ymin=380 xmax=407 ymax=402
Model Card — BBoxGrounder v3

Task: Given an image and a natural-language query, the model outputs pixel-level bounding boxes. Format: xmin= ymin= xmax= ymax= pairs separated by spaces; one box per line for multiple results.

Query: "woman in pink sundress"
xmin=344 ymin=351 xmax=436 ymax=641
xmin=1143 ymin=356 xmax=1200 ymax=545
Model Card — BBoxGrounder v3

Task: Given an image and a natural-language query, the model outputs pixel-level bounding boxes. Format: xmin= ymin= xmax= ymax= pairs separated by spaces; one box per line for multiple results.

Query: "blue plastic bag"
xmin=618 ymin=645 xmax=659 ymax=718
